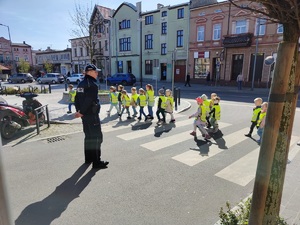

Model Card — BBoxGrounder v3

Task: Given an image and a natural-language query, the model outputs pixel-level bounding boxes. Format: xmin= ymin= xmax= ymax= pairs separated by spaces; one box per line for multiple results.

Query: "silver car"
xmin=37 ymin=73 xmax=65 ymax=84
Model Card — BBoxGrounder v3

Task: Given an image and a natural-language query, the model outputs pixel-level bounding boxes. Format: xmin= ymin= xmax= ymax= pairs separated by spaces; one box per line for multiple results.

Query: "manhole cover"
xmin=47 ymin=136 xmax=65 ymax=143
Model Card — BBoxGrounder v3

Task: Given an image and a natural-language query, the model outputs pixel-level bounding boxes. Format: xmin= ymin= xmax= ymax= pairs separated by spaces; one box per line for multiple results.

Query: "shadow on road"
xmin=15 ymin=164 xmax=98 ymax=225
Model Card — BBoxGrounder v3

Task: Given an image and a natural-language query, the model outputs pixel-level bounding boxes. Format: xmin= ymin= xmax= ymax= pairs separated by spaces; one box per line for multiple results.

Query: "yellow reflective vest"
xmin=257 ymin=111 xmax=266 ymax=127
xmin=211 ymin=104 xmax=221 ymax=120
xmin=69 ymin=90 xmax=76 ymax=102
xmin=131 ymin=93 xmax=138 ymax=105
xmin=197 ymin=105 xmax=206 ymax=122
xmin=146 ymin=90 xmax=155 ymax=102
xmin=110 ymin=92 xmax=118 ymax=104
xmin=122 ymin=94 xmax=131 ymax=107
xmin=251 ymin=106 xmax=261 ymax=122
xmin=138 ymin=94 xmax=147 ymax=107
xmin=203 ymin=99 xmax=210 ymax=112
xmin=158 ymin=95 xmax=167 ymax=109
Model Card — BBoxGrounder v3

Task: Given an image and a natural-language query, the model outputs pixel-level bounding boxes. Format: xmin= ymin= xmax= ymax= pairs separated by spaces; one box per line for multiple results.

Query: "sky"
xmin=0 ymin=0 xmax=187 ymax=50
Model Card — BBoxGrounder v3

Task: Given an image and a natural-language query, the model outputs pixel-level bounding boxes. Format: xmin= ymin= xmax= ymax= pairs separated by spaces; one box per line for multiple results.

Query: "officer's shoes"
xmin=137 ymin=117 xmax=141 ymax=121
xmin=67 ymin=111 xmax=72 ymax=114
xmin=92 ymin=161 xmax=109 ymax=169
xmin=244 ymin=133 xmax=251 ymax=138
xmin=127 ymin=116 xmax=132 ymax=119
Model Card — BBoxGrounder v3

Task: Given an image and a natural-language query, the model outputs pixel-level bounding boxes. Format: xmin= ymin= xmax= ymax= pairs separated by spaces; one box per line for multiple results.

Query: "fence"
xmin=34 ymin=104 xmax=50 ymax=135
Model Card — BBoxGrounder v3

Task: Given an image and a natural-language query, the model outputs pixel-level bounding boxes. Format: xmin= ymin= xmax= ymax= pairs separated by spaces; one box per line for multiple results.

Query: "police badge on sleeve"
xmin=77 ymin=87 xmax=84 ymax=93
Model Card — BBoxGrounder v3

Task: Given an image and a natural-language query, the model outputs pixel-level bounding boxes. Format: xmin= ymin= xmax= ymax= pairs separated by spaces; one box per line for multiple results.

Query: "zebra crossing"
xmin=101 ymin=115 xmax=300 ymax=187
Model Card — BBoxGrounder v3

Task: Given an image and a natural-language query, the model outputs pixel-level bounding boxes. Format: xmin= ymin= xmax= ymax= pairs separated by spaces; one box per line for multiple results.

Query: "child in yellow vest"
xmin=146 ymin=84 xmax=155 ymax=120
xmin=156 ymin=88 xmax=166 ymax=124
xmin=67 ymin=84 xmax=76 ymax=113
xmin=257 ymin=102 xmax=268 ymax=145
xmin=245 ymin=97 xmax=263 ymax=137
xmin=107 ymin=86 xmax=120 ymax=116
xmin=207 ymin=92 xmax=217 ymax=128
xmin=189 ymin=97 xmax=211 ymax=139
xmin=117 ymin=85 xmax=124 ymax=112
xmin=130 ymin=87 xmax=138 ymax=117
xmin=120 ymin=90 xmax=131 ymax=119
xmin=201 ymin=94 xmax=210 ymax=126
xmin=137 ymin=88 xmax=147 ymax=121
xmin=209 ymin=96 xmax=221 ymax=133
xmin=165 ymin=89 xmax=175 ymax=123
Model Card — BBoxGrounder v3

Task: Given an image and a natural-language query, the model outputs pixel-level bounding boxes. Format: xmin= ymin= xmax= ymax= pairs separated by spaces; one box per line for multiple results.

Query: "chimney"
xmin=23 ymin=41 xmax=26 ymax=44
xmin=157 ymin=3 xmax=164 ymax=9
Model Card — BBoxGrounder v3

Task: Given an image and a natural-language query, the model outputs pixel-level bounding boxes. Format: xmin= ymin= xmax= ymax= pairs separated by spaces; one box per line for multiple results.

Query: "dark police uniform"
xmin=75 ymin=65 xmax=108 ymax=168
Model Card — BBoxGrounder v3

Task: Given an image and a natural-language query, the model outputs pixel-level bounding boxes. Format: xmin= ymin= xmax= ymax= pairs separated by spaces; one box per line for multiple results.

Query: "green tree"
xmin=228 ymin=0 xmax=300 ymax=224
xmin=44 ymin=61 xmax=53 ymax=73
xmin=18 ymin=59 xmax=30 ymax=73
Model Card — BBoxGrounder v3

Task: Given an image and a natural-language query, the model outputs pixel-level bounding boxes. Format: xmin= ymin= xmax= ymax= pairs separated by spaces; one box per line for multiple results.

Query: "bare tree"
xmin=228 ymin=0 xmax=300 ymax=224
xmin=69 ymin=1 xmax=105 ymax=64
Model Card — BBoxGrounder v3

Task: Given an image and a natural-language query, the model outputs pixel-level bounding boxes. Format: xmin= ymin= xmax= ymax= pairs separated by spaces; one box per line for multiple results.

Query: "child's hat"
xmin=196 ymin=97 xmax=203 ymax=103
xmin=200 ymin=94 xmax=207 ymax=100
xmin=158 ymin=88 xmax=164 ymax=95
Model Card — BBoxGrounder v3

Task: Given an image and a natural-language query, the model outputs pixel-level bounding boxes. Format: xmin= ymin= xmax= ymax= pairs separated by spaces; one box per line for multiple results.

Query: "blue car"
xmin=106 ymin=73 xmax=136 ymax=86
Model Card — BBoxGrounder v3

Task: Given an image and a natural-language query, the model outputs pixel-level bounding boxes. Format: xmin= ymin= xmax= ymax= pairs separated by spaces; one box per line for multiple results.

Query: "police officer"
xmin=74 ymin=64 xmax=109 ymax=169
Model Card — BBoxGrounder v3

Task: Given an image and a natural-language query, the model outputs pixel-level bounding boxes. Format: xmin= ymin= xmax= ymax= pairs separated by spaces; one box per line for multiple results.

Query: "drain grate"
xmin=47 ymin=136 xmax=65 ymax=143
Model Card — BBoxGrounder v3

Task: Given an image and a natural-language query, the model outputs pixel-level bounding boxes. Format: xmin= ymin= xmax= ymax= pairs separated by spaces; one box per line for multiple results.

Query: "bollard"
xmin=28 ymin=85 xmax=33 ymax=93
xmin=178 ymin=87 xmax=181 ymax=105
xmin=174 ymin=87 xmax=178 ymax=111
xmin=48 ymin=84 xmax=51 ymax=93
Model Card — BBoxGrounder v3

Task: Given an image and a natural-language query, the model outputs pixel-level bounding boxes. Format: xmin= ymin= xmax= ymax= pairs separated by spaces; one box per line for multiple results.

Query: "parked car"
xmin=66 ymin=74 xmax=84 ymax=84
xmin=36 ymin=73 xmax=64 ymax=84
xmin=7 ymin=73 xmax=34 ymax=83
xmin=106 ymin=73 xmax=136 ymax=86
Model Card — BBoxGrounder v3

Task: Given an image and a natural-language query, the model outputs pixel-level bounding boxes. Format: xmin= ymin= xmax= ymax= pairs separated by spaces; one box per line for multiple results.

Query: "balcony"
xmin=222 ymin=33 xmax=253 ymax=48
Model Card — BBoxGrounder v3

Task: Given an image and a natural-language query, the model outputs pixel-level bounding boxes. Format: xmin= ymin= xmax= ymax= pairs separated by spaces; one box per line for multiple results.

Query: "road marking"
xmin=172 ymin=127 xmax=248 ymax=166
xmin=215 ymin=135 xmax=298 ymax=186
xmin=288 ymin=136 xmax=300 ymax=161
xmin=117 ymin=116 xmax=189 ymax=141
xmin=141 ymin=122 xmax=232 ymax=152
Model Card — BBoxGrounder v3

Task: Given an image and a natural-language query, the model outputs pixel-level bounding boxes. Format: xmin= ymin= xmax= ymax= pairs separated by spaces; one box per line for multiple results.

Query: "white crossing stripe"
xmin=215 ymin=135 xmax=298 ymax=186
xmin=141 ymin=122 xmax=232 ymax=152
xmin=102 ymin=114 xmax=185 ymax=133
xmin=117 ymin=117 xmax=190 ymax=141
xmin=288 ymin=136 xmax=300 ymax=161
xmin=172 ymin=127 xmax=248 ymax=166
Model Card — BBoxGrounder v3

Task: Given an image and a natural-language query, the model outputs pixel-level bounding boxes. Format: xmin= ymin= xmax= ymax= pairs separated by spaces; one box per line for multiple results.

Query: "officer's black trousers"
xmin=82 ymin=115 xmax=103 ymax=164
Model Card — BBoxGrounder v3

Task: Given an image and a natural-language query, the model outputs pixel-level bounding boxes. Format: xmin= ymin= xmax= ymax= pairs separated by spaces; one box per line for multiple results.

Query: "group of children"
xmin=107 ymin=84 xmax=175 ymax=125
xmin=189 ymin=92 xmax=221 ymax=140
xmin=244 ymin=97 xmax=268 ymax=144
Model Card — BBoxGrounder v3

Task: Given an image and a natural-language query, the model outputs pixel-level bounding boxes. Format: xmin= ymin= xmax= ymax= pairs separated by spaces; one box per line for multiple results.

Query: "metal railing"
xmin=34 ymin=104 xmax=50 ymax=135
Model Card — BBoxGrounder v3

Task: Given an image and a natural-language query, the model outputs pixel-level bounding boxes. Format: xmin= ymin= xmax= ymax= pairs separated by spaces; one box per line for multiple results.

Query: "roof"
xmin=90 ymin=5 xmax=113 ymax=24
xmin=190 ymin=0 xmax=218 ymax=9
xmin=12 ymin=43 xmax=31 ymax=47
xmin=113 ymin=2 xmax=137 ymax=17
xmin=0 ymin=65 xmax=10 ymax=70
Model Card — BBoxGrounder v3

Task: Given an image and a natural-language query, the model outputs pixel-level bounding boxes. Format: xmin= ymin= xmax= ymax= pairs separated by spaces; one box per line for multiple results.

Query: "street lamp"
xmin=171 ymin=48 xmax=177 ymax=93
xmin=0 ymin=23 xmax=15 ymax=74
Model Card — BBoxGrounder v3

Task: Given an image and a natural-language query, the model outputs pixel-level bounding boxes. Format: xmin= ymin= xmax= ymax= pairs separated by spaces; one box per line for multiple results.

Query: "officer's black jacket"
xmin=75 ymin=75 xmax=100 ymax=116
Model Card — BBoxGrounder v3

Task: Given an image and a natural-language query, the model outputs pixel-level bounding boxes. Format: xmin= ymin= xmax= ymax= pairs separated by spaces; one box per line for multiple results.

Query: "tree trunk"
xmin=249 ymin=41 xmax=296 ymax=224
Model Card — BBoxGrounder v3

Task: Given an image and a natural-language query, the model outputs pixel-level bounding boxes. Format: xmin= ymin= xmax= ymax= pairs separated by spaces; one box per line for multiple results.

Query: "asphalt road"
xmin=2 ymin=97 xmax=300 ymax=224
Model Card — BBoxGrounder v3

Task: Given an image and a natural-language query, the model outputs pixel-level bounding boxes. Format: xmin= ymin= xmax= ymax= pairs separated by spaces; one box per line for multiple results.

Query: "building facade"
xmin=189 ymin=0 xmax=282 ymax=86
xmin=12 ymin=41 xmax=33 ymax=66
xmin=35 ymin=47 xmax=72 ymax=75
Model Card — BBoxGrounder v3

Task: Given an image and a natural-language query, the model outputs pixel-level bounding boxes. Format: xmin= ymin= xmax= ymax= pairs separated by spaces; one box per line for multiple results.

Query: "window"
xmin=277 ymin=24 xmax=283 ymax=33
xmin=213 ymin=23 xmax=221 ymax=40
xmin=99 ymin=41 xmax=102 ymax=49
xmin=105 ymin=40 xmax=108 ymax=51
xmin=119 ymin=20 xmax=131 ymax=29
xmin=86 ymin=47 xmax=89 ymax=56
xmin=256 ymin=19 xmax=266 ymax=35
xmin=235 ymin=20 xmax=247 ymax=34
xmin=24 ymin=55 xmax=28 ymax=61
xmin=119 ymin=37 xmax=131 ymax=51
xmin=74 ymin=48 xmax=77 ymax=57
xmin=15 ymin=56 xmax=19 ymax=61
xmin=197 ymin=26 xmax=205 ymax=42
xmin=145 ymin=60 xmax=153 ymax=74
xmin=145 ymin=15 xmax=153 ymax=25
xmin=177 ymin=30 xmax=183 ymax=47
xmin=161 ymin=22 xmax=167 ymax=34
xmin=145 ymin=34 xmax=153 ymax=49
xmin=80 ymin=47 xmax=83 ymax=56
xmin=162 ymin=11 xmax=167 ymax=17
xmin=178 ymin=8 xmax=184 ymax=19
xmin=161 ymin=43 xmax=167 ymax=55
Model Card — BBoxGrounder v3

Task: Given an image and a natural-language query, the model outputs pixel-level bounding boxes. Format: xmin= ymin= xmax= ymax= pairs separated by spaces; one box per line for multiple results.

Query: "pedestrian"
xmin=137 ymin=88 xmax=147 ymax=121
xmin=120 ymin=90 xmax=131 ymax=119
xmin=106 ymin=86 xmax=120 ymax=116
xmin=165 ymin=89 xmax=175 ymax=123
xmin=201 ymin=94 xmax=210 ymax=127
xmin=207 ymin=93 xmax=217 ymax=128
xmin=245 ymin=97 xmax=263 ymax=137
xmin=237 ymin=72 xmax=243 ymax=90
xmin=184 ymin=73 xmax=191 ymax=87
xmin=256 ymin=102 xmax=268 ymax=145
xmin=206 ymin=71 xmax=211 ymax=86
xmin=74 ymin=64 xmax=109 ymax=169
xmin=130 ymin=87 xmax=138 ymax=117
xmin=117 ymin=85 xmax=124 ymax=113
xmin=209 ymin=96 xmax=221 ymax=133
xmin=188 ymin=97 xmax=211 ymax=139
xmin=156 ymin=88 xmax=166 ymax=125
xmin=146 ymin=84 xmax=155 ymax=120
xmin=67 ymin=84 xmax=76 ymax=114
